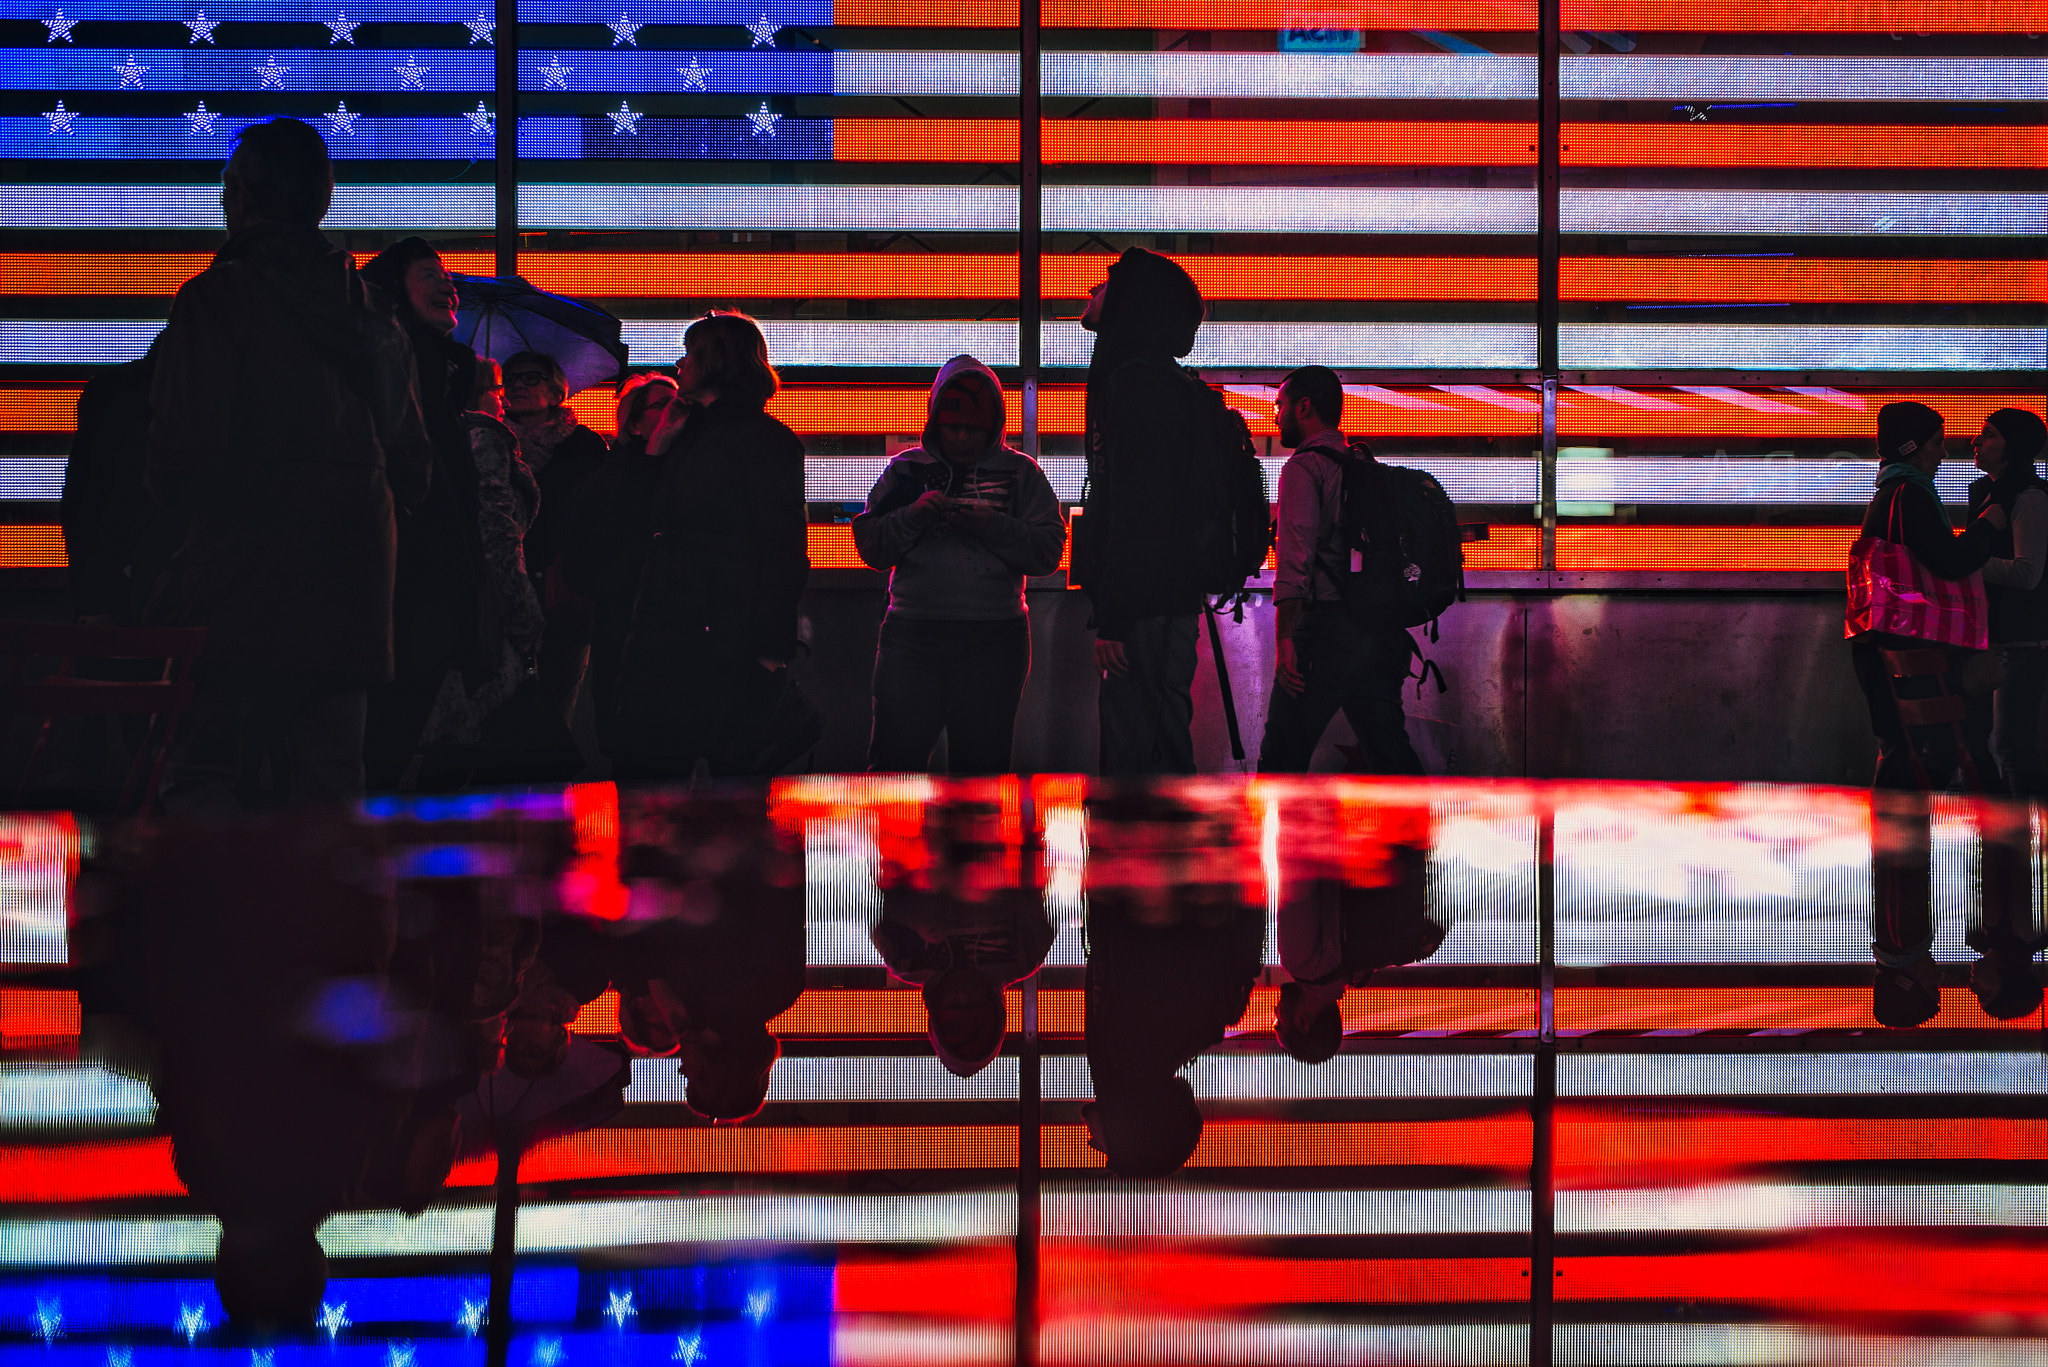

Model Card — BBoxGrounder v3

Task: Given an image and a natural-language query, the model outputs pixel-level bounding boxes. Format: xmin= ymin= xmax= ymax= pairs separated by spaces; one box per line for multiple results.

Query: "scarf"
xmin=1876 ymin=461 xmax=1939 ymax=503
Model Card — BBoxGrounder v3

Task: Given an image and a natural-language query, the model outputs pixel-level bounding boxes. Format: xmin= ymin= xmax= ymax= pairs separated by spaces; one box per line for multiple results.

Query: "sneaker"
xmin=1970 ymin=954 xmax=2043 ymax=1021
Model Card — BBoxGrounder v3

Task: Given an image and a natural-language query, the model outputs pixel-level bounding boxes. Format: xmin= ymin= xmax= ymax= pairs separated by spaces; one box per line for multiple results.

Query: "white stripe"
xmin=0 ymin=1191 xmax=1015 ymax=1266
xmin=1561 ymin=55 xmax=2048 ymax=102
xmin=1563 ymin=1184 xmax=2048 ymax=1234
xmin=1562 ymin=189 xmax=2048 ymax=237
xmin=0 ymin=457 xmax=67 ymax=500
xmin=1042 ymin=185 xmax=1537 ymax=235
xmin=1041 ymin=1319 xmax=1526 ymax=1367
xmin=521 ymin=183 xmax=1017 ymax=232
xmin=0 ymin=184 xmax=491 ymax=231
xmin=1045 ymin=1183 xmax=1529 ymax=1238
xmin=1556 ymin=459 xmax=1981 ymax=506
xmin=1559 ymin=1053 xmax=2048 ymax=1098
xmin=1044 ymin=51 xmax=1534 ymax=100
xmin=834 ymin=49 xmax=1019 ymax=96
xmin=629 ymin=1052 xmax=1534 ymax=1104
xmin=0 ymin=1064 xmax=156 ymax=1129
xmin=1046 ymin=321 xmax=1540 ymax=369
xmin=1561 ymin=325 xmax=2048 ymax=371
xmin=1555 ymin=1325 xmax=2048 ymax=1367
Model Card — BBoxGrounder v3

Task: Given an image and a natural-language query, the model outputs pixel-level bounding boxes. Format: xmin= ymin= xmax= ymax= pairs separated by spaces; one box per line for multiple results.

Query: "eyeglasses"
xmin=505 ymin=372 xmax=551 ymax=389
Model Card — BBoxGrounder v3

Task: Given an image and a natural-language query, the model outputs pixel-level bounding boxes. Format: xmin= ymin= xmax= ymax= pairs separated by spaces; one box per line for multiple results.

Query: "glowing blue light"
xmin=523 ymin=0 xmax=829 ymax=21
xmin=0 ymin=46 xmax=494 ymax=91
xmin=516 ymin=50 xmax=828 ymax=92
xmin=0 ymin=115 xmax=504 ymax=159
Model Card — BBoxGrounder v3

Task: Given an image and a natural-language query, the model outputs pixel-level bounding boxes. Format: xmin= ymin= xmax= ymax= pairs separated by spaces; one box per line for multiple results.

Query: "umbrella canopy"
xmin=453 ymin=274 xmax=629 ymax=398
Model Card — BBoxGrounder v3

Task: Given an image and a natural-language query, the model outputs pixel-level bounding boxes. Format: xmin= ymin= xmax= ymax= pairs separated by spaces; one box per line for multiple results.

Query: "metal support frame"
xmin=1018 ymin=0 xmax=1043 ymax=460
xmin=1531 ymin=807 xmax=1558 ymax=1366
xmin=1017 ymin=972 xmax=1043 ymax=1367
xmin=492 ymin=0 xmax=519 ymax=279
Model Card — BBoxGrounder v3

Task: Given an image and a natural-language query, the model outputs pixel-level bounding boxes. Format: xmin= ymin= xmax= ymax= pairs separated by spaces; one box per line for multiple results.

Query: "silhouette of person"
xmin=871 ymin=787 xmax=1056 ymax=1077
xmin=1079 ymin=790 xmax=1265 ymax=1177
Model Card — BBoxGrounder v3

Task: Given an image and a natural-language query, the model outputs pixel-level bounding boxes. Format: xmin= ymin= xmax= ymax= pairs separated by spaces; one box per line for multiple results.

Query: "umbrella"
xmin=453 ymin=274 xmax=630 ymax=397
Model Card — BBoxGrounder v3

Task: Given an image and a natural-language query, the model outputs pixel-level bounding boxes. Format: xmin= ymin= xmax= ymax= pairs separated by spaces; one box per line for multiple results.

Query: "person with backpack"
xmin=1073 ymin=248 xmax=1226 ymax=777
xmin=1258 ymin=366 xmax=1428 ymax=774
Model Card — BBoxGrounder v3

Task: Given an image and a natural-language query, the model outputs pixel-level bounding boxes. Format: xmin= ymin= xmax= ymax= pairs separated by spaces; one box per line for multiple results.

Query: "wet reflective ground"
xmin=0 ymin=778 xmax=2044 ymax=1365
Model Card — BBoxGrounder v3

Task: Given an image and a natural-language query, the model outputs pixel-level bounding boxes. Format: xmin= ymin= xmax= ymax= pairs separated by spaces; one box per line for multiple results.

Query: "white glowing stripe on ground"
xmin=835 ymin=1319 xmax=1012 ymax=1367
xmin=1561 ymin=190 xmax=2047 ymax=237
xmin=627 ymin=1053 xmax=1534 ymax=1105
xmin=521 ymin=183 xmax=1017 ymax=231
xmin=1554 ymin=459 xmax=1984 ymax=506
xmin=0 ymin=812 xmax=74 ymax=965
xmin=0 ymin=1064 xmax=156 ymax=1130
xmin=1562 ymin=1185 xmax=2048 ymax=1235
xmin=1560 ymin=1053 xmax=2048 ymax=1097
xmin=1043 ymin=52 xmax=1536 ymax=99
xmin=0 ymin=184 xmax=492 ymax=231
xmin=1554 ymin=1325 xmax=2048 ymax=1367
xmin=1039 ymin=1319 xmax=1527 ymax=1367
xmin=1561 ymin=56 xmax=2048 ymax=102
xmin=1560 ymin=326 xmax=2048 ymax=373
xmin=1043 ymin=1183 xmax=1530 ymax=1238
xmin=1042 ymin=186 xmax=1537 ymax=235
xmin=0 ymin=1191 xmax=1015 ymax=1266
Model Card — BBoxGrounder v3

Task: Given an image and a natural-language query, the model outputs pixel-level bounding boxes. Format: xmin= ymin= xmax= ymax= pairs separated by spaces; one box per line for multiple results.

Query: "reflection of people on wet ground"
xmin=1081 ymin=792 xmax=1265 ymax=1177
xmin=514 ymin=793 xmax=806 ymax=1121
xmin=1871 ymin=793 xmax=2043 ymax=1027
xmin=872 ymin=796 xmax=1056 ymax=1077
xmin=140 ymin=817 xmax=450 ymax=1332
xmin=1274 ymin=839 xmax=1442 ymax=1064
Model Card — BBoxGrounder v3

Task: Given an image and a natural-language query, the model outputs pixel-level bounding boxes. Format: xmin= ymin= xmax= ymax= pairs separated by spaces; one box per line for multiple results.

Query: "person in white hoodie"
xmin=853 ymin=355 xmax=1066 ymax=774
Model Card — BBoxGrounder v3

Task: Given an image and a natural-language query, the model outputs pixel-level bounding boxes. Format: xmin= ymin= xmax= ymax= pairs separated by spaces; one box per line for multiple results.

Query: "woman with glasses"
xmin=599 ymin=312 xmax=816 ymax=778
xmin=502 ymin=349 xmax=609 ymax=732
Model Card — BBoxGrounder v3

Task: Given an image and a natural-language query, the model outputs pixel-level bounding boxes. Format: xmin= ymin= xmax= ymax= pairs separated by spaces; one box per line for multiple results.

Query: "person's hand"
xmin=1095 ymin=637 xmax=1129 ymax=677
xmin=757 ymin=657 xmax=787 ymax=673
xmin=646 ymin=396 xmax=695 ymax=455
xmin=912 ymin=490 xmax=953 ymax=525
xmin=1982 ymin=504 xmax=2010 ymax=531
xmin=945 ymin=500 xmax=997 ymax=535
xmin=1275 ymin=637 xmax=1305 ymax=696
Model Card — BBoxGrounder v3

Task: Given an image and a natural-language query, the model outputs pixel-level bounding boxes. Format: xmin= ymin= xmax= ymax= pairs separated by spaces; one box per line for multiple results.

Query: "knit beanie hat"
xmin=1988 ymin=408 xmax=2048 ymax=469
xmin=1876 ymin=401 xmax=1943 ymax=461
xmin=934 ymin=371 xmax=999 ymax=431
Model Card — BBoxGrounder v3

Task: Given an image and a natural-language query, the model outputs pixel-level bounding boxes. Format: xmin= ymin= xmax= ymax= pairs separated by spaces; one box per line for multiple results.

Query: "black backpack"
xmin=1184 ymin=375 xmax=1276 ymax=596
xmin=1323 ymin=443 xmax=1464 ymax=634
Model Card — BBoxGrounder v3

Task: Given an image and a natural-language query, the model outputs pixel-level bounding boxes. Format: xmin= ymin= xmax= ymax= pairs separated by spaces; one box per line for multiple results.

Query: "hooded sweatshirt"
xmin=852 ymin=356 xmax=1066 ymax=621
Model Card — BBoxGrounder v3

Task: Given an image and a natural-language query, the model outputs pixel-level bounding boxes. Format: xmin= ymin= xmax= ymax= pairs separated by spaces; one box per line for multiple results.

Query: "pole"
xmin=493 ymin=0 xmax=519 ymax=278
xmin=1015 ymin=972 xmax=1041 ymax=1367
xmin=1018 ymin=0 xmax=1041 ymax=457
xmin=1530 ymin=805 xmax=1557 ymax=1367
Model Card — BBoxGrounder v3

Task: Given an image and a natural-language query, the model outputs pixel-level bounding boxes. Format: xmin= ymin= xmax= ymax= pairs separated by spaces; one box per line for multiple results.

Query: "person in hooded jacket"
xmin=358 ymin=237 xmax=491 ymax=790
xmin=853 ymin=356 xmax=1066 ymax=774
xmin=1965 ymin=407 xmax=2048 ymax=795
xmin=147 ymin=119 xmax=433 ymax=812
xmin=1849 ymin=401 xmax=2007 ymax=790
xmin=1073 ymin=248 xmax=1212 ymax=777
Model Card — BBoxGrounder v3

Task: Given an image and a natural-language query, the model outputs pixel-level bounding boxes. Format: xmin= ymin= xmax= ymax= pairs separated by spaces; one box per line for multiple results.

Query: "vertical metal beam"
xmin=1536 ymin=0 xmax=1560 ymax=575
xmin=1016 ymin=972 xmax=1042 ymax=1367
xmin=493 ymin=0 xmax=519 ymax=278
xmin=484 ymin=1140 xmax=519 ymax=1367
xmin=1018 ymin=0 xmax=1042 ymax=458
xmin=1530 ymin=804 xmax=1557 ymax=1367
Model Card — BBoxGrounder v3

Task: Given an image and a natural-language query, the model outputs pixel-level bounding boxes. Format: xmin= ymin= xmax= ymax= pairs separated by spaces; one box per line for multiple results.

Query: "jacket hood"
xmin=1094 ymin=247 xmax=1203 ymax=360
xmin=922 ymin=355 xmax=1009 ymax=460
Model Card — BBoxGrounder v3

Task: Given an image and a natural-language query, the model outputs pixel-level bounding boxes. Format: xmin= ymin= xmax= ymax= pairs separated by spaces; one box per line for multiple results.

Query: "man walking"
xmin=1075 ymin=248 xmax=1210 ymax=776
xmin=148 ymin=118 xmax=432 ymax=811
xmin=1258 ymin=366 xmax=1424 ymax=774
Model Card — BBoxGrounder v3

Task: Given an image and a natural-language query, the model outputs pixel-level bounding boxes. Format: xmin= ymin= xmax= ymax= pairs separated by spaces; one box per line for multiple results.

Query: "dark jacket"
xmin=1077 ymin=355 xmax=1214 ymax=636
xmin=146 ymin=224 xmax=432 ymax=682
xmin=391 ymin=323 xmax=492 ymax=686
xmin=64 ymin=347 xmax=182 ymax=622
xmin=512 ymin=407 xmax=609 ymax=583
xmin=635 ymin=398 xmax=809 ymax=661
xmin=1859 ymin=474 xmax=1997 ymax=584
xmin=1968 ymin=469 xmax=2048 ymax=644
xmin=853 ymin=356 xmax=1066 ymax=621
xmin=558 ymin=433 xmax=665 ymax=734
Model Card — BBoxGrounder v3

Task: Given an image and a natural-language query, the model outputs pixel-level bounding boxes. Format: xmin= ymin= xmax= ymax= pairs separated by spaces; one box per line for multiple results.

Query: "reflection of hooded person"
xmin=852 ymin=356 xmax=1066 ymax=775
xmin=1073 ymin=248 xmax=1213 ymax=777
xmin=871 ymin=796 xmax=1058 ymax=1078
xmin=1080 ymin=791 xmax=1264 ymax=1178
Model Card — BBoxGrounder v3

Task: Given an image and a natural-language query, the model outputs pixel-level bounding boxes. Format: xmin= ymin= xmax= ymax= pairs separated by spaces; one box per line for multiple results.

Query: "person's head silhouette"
xmin=215 ymin=1219 xmax=326 ymax=1330
xmin=1272 ymin=982 xmax=1343 ymax=1064
xmin=1082 ymin=1076 xmax=1203 ymax=1178
xmin=924 ymin=964 xmax=1007 ymax=1078
xmin=680 ymin=1026 xmax=781 ymax=1123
